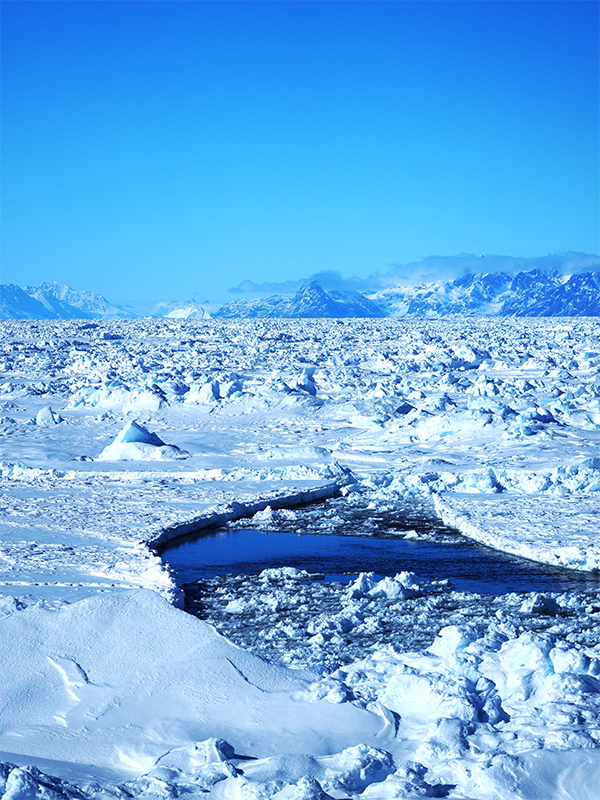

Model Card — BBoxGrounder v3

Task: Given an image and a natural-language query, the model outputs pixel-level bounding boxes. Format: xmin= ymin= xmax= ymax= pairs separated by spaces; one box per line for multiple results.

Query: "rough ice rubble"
xmin=1 ymin=316 xmax=600 ymax=797
xmin=213 ymin=744 xmax=396 ymax=797
xmin=0 ymin=744 xmax=399 ymax=800
xmin=338 ymin=621 xmax=600 ymax=798
xmin=68 ymin=380 xmax=168 ymax=413
xmin=183 ymin=557 xmax=600 ymax=675
xmin=344 ymin=622 xmax=600 ymax=750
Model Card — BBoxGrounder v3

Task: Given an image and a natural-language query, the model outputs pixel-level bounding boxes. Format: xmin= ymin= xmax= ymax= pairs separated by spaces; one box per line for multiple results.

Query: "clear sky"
xmin=1 ymin=1 xmax=598 ymax=308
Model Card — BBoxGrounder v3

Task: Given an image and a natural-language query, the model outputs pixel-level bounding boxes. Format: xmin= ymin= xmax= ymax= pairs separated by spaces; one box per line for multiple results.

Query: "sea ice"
xmin=1 ymin=316 xmax=600 ymax=798
xmin=35 ymin=404 xmax=63 ymax=426
xmin=98 ymin=420 xmax=191 ymax=461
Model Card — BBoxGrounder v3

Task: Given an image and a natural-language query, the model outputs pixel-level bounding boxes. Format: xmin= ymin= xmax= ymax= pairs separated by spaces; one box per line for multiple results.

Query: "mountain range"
xmin=214 ymin=270 xmax=600 ymax=319
xmin=0 ymin=281 xmax=135 ymax=320
xmin=371 ymin=269 xmax=600 ymax=318
xmin=214 ymin=281 xmax=385 ymax=319
xmin=2 ymin=267 xmax=599 ymax=321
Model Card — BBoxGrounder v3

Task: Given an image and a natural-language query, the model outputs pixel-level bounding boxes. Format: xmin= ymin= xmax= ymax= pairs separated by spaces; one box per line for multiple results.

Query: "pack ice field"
xmin=0 ymin=316 xmax=599 ymax=800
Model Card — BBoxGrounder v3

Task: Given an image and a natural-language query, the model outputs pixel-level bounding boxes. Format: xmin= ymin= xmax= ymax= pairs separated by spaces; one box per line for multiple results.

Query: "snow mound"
xmin=212 ymin=743 xmax=395 ymax=797
xmin=98 ymin=420 xmax=190 ymax=461
xmin=0 ymin=589 xmax=386 ymax=784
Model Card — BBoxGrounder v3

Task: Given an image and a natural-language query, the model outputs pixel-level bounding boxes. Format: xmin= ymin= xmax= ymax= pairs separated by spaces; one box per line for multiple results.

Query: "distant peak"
xmin=296 ymin=280 xmax=327 ymax=296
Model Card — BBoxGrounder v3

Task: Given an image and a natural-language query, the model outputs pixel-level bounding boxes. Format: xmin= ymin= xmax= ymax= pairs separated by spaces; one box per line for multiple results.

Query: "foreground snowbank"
xmin=1 ymin=586 xmax=599 ymax=799
xmin=0 ymin=591 xmax=387 ymax=783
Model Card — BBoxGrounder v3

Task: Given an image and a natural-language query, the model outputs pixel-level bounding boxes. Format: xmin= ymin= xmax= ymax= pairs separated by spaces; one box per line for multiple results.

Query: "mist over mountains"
xmin=227 ymin=251 xmax=600 ymax=297
xmin=2 ymin=252 xmax=599 ymax=320
xmin=215 ymin=270 xmax=600 ymax=319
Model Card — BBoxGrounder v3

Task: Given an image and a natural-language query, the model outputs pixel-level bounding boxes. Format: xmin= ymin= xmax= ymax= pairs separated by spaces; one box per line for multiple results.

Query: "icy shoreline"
xmin=1 ymin=316 xmax=600 ymax=798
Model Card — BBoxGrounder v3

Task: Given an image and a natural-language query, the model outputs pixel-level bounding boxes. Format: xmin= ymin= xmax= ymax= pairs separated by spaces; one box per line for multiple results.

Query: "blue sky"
xmin=2 ymin=1 xmax=598 ymax=308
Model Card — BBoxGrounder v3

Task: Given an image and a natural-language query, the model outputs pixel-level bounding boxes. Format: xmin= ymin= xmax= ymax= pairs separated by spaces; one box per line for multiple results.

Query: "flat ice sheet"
xmin=435 ymin=493 xmax=600 ymax=571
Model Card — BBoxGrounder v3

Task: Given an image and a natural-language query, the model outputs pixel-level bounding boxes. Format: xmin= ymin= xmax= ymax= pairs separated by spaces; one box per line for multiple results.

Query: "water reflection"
xmin=161 ymin=524 xmax=599 ymax=595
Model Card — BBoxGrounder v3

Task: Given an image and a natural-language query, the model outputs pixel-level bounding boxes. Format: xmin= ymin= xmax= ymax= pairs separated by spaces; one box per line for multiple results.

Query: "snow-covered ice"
xmin=0 ymin=316 xmax=599 ymax=798
xmin=98 ymin=420 xmax=191 ymax=461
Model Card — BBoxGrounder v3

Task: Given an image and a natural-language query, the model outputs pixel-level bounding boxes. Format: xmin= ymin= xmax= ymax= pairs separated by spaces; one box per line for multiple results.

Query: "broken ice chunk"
xmin=35 ymin=405 xmax=63 ymax=426
xmin=346 ymin=571 xmax=422 ymax=600
xmin=519 ymin=593 xmax=562 ymax=615
xmin=98 ymin=420 xmax=190 ymax=461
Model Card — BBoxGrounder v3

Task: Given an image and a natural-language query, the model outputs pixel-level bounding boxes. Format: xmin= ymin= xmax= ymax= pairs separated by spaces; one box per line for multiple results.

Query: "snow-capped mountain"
xmin=3 ymin=266 xmax=599 ymax=321
xmin=212 ymin=294 xmax=290 ymax=319
xmin=211 ymin=270 xmax=600 ymax=319
xmin=370 ymin=269 xmax=600 ymax=318
xmin=500 ymin=270 xmax=600 ymax=316
xmin=214 ymin=280 xmax=385 ymax=319
xmin=0 ymin=281 xmax=135 ymax=320
xmin=0 ymin=284 xmax=54 ymax=320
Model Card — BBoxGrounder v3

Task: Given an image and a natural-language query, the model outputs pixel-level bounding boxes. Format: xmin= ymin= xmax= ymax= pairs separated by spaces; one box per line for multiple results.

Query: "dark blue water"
xmin=161 ymin=527 xmax=599 ymax=595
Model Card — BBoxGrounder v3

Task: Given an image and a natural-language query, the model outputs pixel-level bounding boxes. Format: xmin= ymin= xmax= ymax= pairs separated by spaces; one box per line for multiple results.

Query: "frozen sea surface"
xmin=2 ymin=317 xmax=600 ymax=799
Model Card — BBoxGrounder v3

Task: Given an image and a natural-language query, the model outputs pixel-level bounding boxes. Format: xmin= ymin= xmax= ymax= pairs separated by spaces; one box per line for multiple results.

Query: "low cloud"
xmin=227 ymin=252 xmax=599 ymax=297
xmin=228 ymin=278 xmax=304 ymax=296
xmin=382 ymin=252 xmax=600 ymax=287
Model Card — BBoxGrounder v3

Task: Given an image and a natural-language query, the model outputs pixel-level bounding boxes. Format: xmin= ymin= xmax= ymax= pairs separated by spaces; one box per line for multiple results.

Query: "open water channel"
xmin=159 ymin=497 xmax=600 ymax=671
xmin=161 ymin=496 xmax=598 ymax=595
